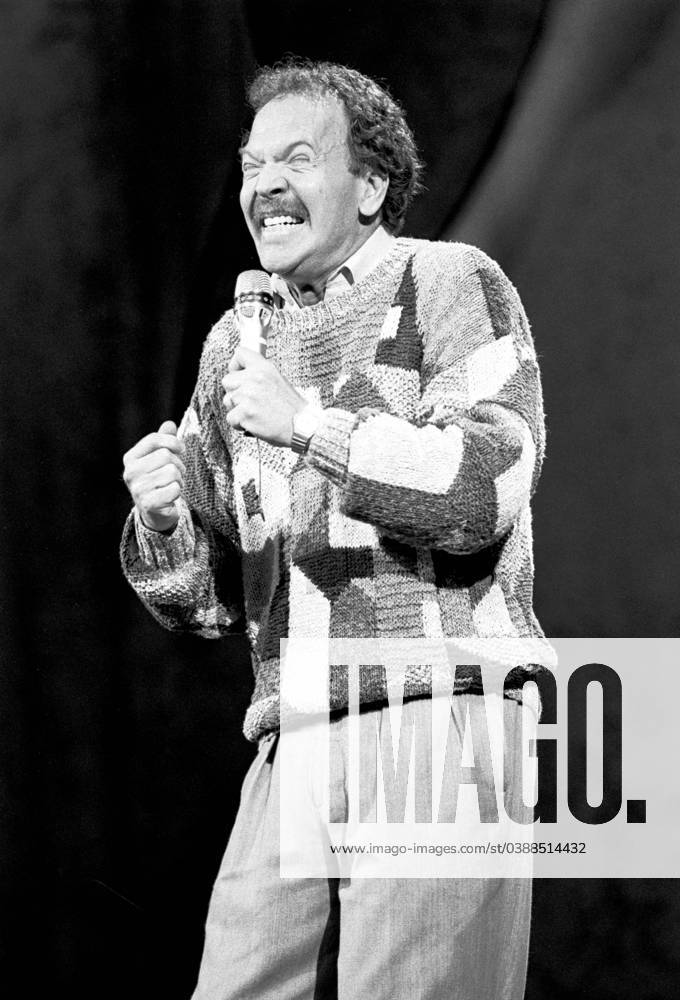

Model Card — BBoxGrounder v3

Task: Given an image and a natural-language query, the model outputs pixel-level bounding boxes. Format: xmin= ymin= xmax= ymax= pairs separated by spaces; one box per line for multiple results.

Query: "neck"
xmin=293 ymin=280 xmax=328 ymax=308
xmin=285 ymin=222 xmax=383 ymax=307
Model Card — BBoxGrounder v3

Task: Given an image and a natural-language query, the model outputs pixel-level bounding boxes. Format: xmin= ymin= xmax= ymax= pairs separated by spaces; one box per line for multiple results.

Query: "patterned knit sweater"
xmin=121 ymin=239 xmax=548 ymax=742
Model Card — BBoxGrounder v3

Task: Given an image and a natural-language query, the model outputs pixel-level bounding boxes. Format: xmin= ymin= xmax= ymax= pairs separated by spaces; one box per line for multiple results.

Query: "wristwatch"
xmin=291 ymin=404 xmax=321 ymax=455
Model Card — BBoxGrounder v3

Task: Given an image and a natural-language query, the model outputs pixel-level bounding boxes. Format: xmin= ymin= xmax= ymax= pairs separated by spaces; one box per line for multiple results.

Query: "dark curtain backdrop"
xmin=1 ymin=1 xmax=679 ymax=997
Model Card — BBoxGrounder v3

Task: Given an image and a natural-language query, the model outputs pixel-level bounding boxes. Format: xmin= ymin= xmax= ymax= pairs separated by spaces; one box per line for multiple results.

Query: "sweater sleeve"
xmin=120 ymin=329 xmax=244 ymax=636
xmin=305 ymin=243 xmax=545 ymax=555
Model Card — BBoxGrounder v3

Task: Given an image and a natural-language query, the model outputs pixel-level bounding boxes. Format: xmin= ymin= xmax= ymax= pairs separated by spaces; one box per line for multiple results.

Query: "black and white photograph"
xmin=2 ymin=1 xmax=679 ymax=997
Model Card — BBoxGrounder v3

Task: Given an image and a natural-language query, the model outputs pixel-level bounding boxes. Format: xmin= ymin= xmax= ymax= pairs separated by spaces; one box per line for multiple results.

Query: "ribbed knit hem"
xmin=128 ymin=500 xmax=196 ymax=572
xmin=242 ymin=663 xmax=547 ymax=743
xmin=305 ymin=407 xmax=358 ymax=487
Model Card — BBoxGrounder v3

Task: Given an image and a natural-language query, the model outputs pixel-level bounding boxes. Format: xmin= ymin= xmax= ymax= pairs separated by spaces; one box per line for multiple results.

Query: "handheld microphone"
xmin=234 ymin=270 xmax=274 ymax=355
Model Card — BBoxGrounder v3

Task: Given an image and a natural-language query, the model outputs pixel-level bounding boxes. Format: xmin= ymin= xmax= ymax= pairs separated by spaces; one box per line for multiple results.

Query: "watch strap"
xmin=291 ymin=404 xmax=321 ymax=454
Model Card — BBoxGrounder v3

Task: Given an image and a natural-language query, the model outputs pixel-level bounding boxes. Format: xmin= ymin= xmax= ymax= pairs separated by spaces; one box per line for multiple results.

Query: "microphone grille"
xmin=235 ymin=270 xmax=273 ymax=297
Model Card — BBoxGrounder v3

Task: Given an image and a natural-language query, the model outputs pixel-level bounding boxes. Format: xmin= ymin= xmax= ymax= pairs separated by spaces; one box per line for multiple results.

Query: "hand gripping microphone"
xmin=234 ymin=270 xmax=274 ymax=355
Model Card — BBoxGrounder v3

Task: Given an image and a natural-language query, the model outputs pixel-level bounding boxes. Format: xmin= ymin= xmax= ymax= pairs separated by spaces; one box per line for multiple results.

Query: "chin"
xmin=256 ymin=247 xmax=297 ymax=278
xmin=257 ymin=255 xmax=283 ymax=277
xmin=253 ymin=227 xmax=311 ymax=277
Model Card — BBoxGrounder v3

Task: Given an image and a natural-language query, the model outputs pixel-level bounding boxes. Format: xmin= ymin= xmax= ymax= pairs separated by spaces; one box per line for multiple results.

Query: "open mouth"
xmin=261 ymin=214 xmax=305 ymax=230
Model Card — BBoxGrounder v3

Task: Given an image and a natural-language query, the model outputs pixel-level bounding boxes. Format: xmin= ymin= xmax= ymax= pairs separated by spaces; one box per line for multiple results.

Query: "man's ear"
xmin=358 ymin=170 xmax=389 ymax=218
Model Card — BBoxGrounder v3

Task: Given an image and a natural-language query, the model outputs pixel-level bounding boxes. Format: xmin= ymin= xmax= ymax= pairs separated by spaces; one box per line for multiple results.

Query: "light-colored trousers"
xmin=192 ymin=696 xmax=532 ymax=1000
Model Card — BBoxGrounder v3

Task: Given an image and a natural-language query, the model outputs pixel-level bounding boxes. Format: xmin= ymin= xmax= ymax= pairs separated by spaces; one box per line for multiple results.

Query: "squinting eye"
xmin=288 ymin=154 xmax=313 ymax=167
xmin=241 ymin=161 xmax=259 ymax=177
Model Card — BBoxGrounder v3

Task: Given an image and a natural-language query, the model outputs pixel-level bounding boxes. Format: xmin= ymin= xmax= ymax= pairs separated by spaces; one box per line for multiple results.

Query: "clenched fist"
xmin=123 ymin=420 xmax=186 ymax=532
xmin=222 ymin=346 xmax=308 ymax=446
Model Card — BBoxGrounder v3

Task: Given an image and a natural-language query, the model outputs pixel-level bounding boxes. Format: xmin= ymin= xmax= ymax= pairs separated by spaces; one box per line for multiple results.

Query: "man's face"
xmin=239 ymin=94 xmax=374 ymax=289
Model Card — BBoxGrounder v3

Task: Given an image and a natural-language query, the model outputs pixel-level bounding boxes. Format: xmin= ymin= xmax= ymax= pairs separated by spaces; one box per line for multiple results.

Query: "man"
xmin=122 ymin=59 xmax=546 ymax=999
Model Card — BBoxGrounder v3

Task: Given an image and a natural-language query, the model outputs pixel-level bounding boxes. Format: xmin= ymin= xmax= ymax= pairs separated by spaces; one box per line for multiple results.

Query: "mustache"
xmin=251 ymin=196 xmax=308 ymax=225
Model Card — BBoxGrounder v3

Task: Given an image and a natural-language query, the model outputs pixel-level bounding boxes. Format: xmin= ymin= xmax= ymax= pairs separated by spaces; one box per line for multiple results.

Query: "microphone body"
xmin=234 ymin=270 xmax=274 ymax=355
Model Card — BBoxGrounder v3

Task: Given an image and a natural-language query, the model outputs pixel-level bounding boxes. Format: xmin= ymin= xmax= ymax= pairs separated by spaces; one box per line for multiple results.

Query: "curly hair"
xmin=246 ymin=58 xmax=424 ymax=235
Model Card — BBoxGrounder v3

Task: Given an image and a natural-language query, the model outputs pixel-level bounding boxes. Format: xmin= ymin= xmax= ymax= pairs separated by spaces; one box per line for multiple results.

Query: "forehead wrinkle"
xmin=245 ymin=94 xmax=352 ymax=164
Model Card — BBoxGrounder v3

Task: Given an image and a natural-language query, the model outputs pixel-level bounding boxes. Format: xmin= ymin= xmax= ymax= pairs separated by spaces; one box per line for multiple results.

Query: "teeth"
xmin=263 ymin=215 xmax=302 ymax=228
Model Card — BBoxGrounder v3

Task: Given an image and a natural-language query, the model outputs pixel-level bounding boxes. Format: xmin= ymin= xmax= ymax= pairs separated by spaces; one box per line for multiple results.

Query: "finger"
xmin=123 ymin=453 xmax=185 ymax=491
xmin=225 ymin=404 xmax=250 ymax=432
xmin=139 ymin=481 xmax=182 ymax=514
xmin=125 ymin=430 xmax=185 ymax=462
xmin=222 ymin=371 xmax=247 ymax=392
xmin=229 ymin=346 xmax=263 ymax=372
xmin=158 ymin=420 xmax=177 ymax=435
xmin=222 ymin=385 xmax=244 ymax=411
xmin=137 ymin=464 xmax=183 ymax=497
xmin=133 ymin=449 xmax=186 ymax=479
xmin=139 ymin=505 xmax=178 ymax=529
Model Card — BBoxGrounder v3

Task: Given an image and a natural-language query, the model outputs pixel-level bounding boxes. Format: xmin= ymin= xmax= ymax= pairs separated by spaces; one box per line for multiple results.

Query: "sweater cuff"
xmin=305 ymin=407 xmax=359 ymax=487
xmin=131 ymin=500 xmax=196 ymax=571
